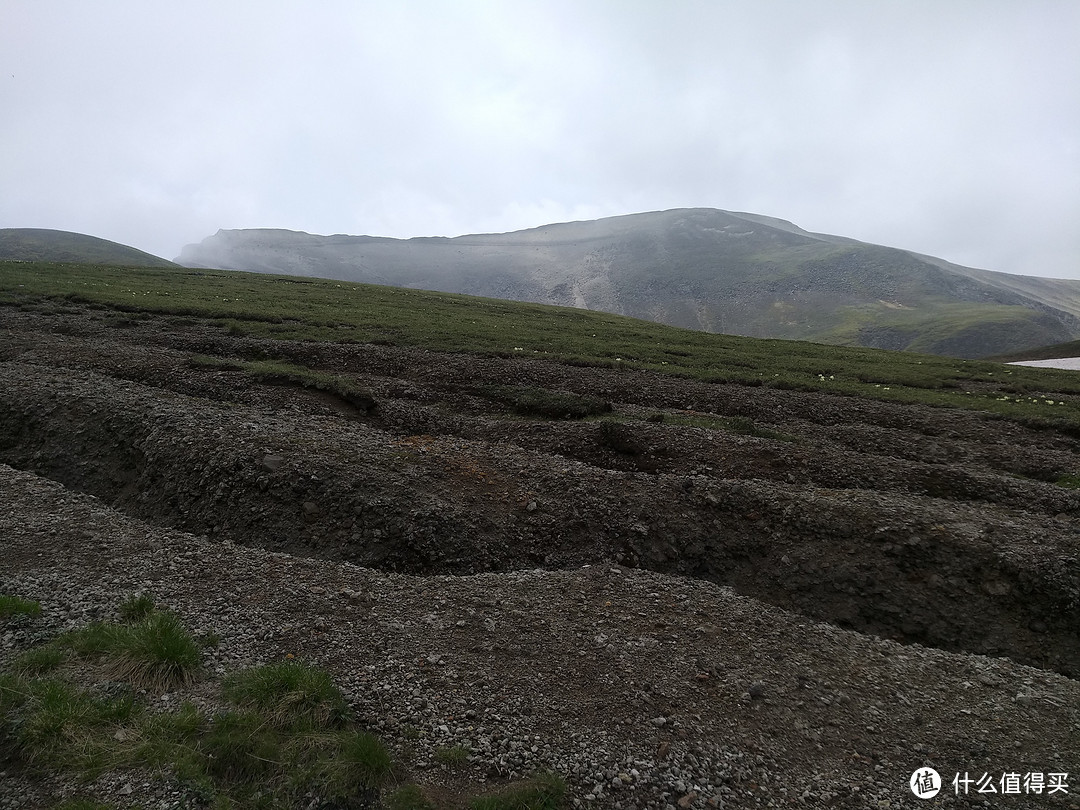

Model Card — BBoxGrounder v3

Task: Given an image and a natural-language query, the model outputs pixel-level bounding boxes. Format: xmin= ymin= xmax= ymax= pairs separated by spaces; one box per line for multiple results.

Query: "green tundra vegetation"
xmin=3 ymin=260 xmax=1080 ymax=433
xmin=0 ymin=593 xmax=565 ymax=809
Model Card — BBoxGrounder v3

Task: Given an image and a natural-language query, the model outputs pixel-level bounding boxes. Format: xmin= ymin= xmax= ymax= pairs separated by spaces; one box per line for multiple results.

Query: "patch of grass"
xmin=9 ymin=677 xmax=139 ymax=771
xmin=118 ymin=593 xmax=155 ymax=622
xmin=186 ymin=353 xmax=245 ymax=372
xmin=387 ymin=783 xmax=436 ymax=810
xmin=199 ymin=709 xmax=280 ymax=783
xmin=1056 ymin=473 xmax=1080 ymax=489
xmin=222 ymin=660 xmax=349 ymax=731
xmin=7 ymin=260 xmax=1080 ymax=438
xmin=0 ymin=671 xmax=28 ymax=722
xmin=1 ymin=620 xmax=396 ymax=806
xmin=56 ymin=621 xmax=120 ymax=657
xmin=0 ymin=594 xmax=41 ymax=622
xmin=666 ymin=413 xmax=801 ymax=443
xmin=243 ymin=359 xmax=377 ymax=413
xmin=470 ymin=772 xmax=567 ymax=810
xmin=49 ymin=607 xmax=201 ymax=689
xmin=13 ymin=645 xmax=68 ymax=676
xmin=188 ymin=353 xmax=377 ymax=413
xmin=434 ymin=743 xmax=470 ymax=767
xmin=322 ymin=730 xmax=394 ymax=792
xmin=475 ymin=385 xmax=611 ymax=420
xmin=3 ymin=615 xmax=529 ymax=810
xmin=155 ymin=706 xmax=393 ymax=803
xmin=106 ymin=611 xmax=202 ymax=689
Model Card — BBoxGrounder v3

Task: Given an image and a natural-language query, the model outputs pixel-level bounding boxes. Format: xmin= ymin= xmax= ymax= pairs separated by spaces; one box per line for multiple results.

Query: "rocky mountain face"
xmin=177 ymin=208 xmax=1080 ymax=358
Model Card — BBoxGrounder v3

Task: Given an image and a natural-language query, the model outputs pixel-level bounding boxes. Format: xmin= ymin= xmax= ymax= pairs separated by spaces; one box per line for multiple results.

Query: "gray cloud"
xmin=2 ymin=0 xmax=1078 ymax=277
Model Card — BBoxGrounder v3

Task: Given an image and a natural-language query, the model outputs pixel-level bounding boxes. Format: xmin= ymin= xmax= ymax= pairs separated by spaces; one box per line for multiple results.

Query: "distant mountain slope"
xmin=990 ymin=337 xmax=1080 ymax=363
xmin=0 ymin=228 xmax=177 ymax=268
xmin=177 ymin=208 xmax=1080 ymax=358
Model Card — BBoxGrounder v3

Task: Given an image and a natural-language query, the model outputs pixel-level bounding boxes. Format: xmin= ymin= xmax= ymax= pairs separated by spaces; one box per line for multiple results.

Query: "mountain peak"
xmin=176 ymin=209 xmax=1080 ymax=358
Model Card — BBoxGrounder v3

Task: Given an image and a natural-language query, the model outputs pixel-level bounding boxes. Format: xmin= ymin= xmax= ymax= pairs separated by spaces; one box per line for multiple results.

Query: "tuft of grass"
xmin=106 ymin=612 xmax=202 ymax=689
xmin=0 ymin=594 xmax=41 ymax=622
xmin=1055 ymin=473 xmax=1080 ymax=489
xmin=222 ymin=659 xmax=349 ymax=731
xmin=323 ymin=730 xmax=394 ymax=792
xmin=118 ymin=593 xmax=156 ymax=622
xmin=434 ymin=743 xmax=470 ymax=768
xmin=49 ymin=602 xmax=201 ymax=689
xmin=56 ymin=622 xmax=120 ymax=657
xmin=470 ymin=772 xmax=567 ymax=810
xmin=10 ymin=677 xmax=139 ymax=770
xmin=13 ymin=645 xmax=68 ymax=676
xmin=197 ymin=629 xmax=222 ymax=648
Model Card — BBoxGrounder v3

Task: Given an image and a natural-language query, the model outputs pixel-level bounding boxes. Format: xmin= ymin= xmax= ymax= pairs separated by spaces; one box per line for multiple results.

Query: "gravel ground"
xmin=0 ymin=306 xmax=1078 ymax=808
xmin=2 ymin=465 xmax=1079 ymax=809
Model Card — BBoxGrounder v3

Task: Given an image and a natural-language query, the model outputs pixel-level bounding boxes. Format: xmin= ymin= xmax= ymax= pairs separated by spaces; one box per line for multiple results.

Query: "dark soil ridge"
xmin=1 ymin=308 xmax=1079 ymax=678
xmin=4 ymin=463 xmax=1077 ymax=810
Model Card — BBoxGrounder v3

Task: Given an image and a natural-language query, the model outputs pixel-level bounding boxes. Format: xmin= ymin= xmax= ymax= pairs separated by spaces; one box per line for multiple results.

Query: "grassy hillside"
xmin=5 ymin=260 xmax=1080 ymax=430
xmin=0 ymin=228 xmax=178 ymax=268
xmin=176 ymin=210 xmax=1080 ymax=358
xmin=991 ymin=338 xmax=1080 ymax=363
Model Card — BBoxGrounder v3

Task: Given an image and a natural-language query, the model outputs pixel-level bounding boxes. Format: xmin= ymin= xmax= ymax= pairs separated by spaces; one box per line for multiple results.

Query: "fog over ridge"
xmin=2 ymin=1 xmax=1077 ymax=277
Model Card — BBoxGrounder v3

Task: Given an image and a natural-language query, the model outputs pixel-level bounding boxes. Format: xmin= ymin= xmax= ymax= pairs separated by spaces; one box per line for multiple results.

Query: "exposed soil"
xmin=1 ymin=305 xmax=1078 ymax=809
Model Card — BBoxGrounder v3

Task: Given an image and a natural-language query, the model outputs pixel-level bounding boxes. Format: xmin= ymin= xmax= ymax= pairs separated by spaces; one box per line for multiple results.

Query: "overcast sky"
xmin=2 ymin=1 xmax=1078 ymax=277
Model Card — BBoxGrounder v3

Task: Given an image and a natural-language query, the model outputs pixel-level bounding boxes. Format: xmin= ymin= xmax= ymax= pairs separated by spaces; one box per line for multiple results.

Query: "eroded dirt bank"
xmin=2 ymin=464 xmax=1078 ymax=810
xmin=1 ymin=307 xmax=1078 ymax=679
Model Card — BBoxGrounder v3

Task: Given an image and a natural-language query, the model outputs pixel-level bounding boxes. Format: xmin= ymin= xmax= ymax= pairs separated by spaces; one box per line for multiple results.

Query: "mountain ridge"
xmin=177 ymin=208 xmax=1080 ymax=358
xmin=0 ymin=227 xmax=178 ymax=267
